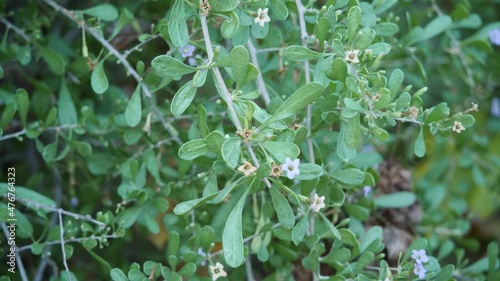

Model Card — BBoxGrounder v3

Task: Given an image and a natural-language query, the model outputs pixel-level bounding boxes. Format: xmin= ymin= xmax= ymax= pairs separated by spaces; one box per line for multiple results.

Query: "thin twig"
xmin=34 ymin=167 xmax=65 ymax=281
xmin=16 ymin=234 xmax=121 ymax=253
xmin=394 ymin=117 xmax=423 ymax=125
xmin=0 ymin=17 xmax=30 ymax=42
xmin=198 ymin=0 xmax=271 ymax=188
xmin=59 ymin=210 xmax=73 ymax=281
xmin=122 ymin=33 xmax=161 ymax=59
xmin=245 ymin=253 xmax=256 ymax=281
xmin=0 ymin=124 xmax=78 ymax=142
xmin=294 ymin=1 xmax=318 ymax=280
xmin=257 ymin=47 xmax=282 ymax=54
xmin=247 ymin=39 xmax=271 ymax=106
xmin=9 ymin=196 xmax=106 ymax=228
xmin=1 ymin=223 xmax=29 ymax=281
xmin=43 ymin=0 xmax=183 ymax=146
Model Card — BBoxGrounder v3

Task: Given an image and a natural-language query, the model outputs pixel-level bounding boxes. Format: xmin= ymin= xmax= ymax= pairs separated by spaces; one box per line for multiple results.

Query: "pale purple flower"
xmin=489 ymin=28 xmax=500 ymax=46
xmin=179 ymin=44 xmax=195 ymax=58
xmin=363 ymin=186 xmax=372 ymax=197
xmin=412 ymin=249 xmax=430 ymax=264
xmin=414 ymin=263 xmax=427 ymax=279
xmin=491 ymin=97 xmax=500 ymax=117
xmin=282 ymin=157 xmax=300 ymax=179
xmin=197 ymin=247 xmax=207 ymax=266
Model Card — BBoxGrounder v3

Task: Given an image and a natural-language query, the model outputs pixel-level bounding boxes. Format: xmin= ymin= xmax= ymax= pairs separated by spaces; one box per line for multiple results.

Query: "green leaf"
xmin=0 ymin=103 xmax=16 ymax=129
xmin=125 ymin=85 xmax=142 ymax=127
xmin=259 ymin=82 xmax=325 ymax=129
xmin=171 ymin=80 xmax=197 ymax=116
xmin=178 ymin=139 xmax=209 ymax=160
xmin=211 ymin=0 xmax=240 ymax=12
xmin=81 ymin=4 xmax=119 ymax=21
xmin=168 ymin=0 xmax=189 ymax=47
xmin=388 ymin=69 xmax=403 ymax=101
xmin=326 ymin=58 xmax=347 ymax=82
xmin=194 ymin=69 xmax=208 ymax=87
xmin=343 ymin=115 xmax=361 ymax=149
xmin=292 ymin=213 xmax=308 ymax=246
xmin=221 ymin=11 xmax=240 ymax=39
xmin=91 ymin=60 xmax=109 ymax=94
xmin=453 ymin=113 xmax=475 ymax=128
xmin=206 ymin=131 xmax=225 ymax=157
xmin=173 ymin=192 xmax=219 ymax=215
xmin=295 ymin=163 xmax=323 ymax=180
xmin=14 ymin=209 xmax=33 ymax=238
xmin=58 ymin=80 xmax=78 ymax=125
xmin=434 ymin=265 xmax=455 ymax=281
xmin=488 ymin=242 xmax=499 ymax=273
xmin=319 ymin=212 xmax=341 ymax=240
xmin=337 ymin=123 xmax=357 ymax=160
xmin=374 ymin=192 xmax=416 ymax=208
xmin=110 ymin=268 xmax=129 ymax=281
xmin=374 ymin=22 xmax=399 ymax=36
xmin=461 ymin=257 xmax=490 ymax=274
xmin=223 ymin=188 xmax=250 ymax=267
xmin=214 ymin=46 xmax=250 ymax=87
xmin=344 ymin=203 xmax=369 ymax=221
xmin=414 ymin=127 xmax=426 ymax=157
xmin=151 ymin=55 xmax=197 ymax=77
xmin=360 ymin=226 xmax=382 ymax=253
xmin=372 ymin=0 xmax=397 ymax=15
xmin=40 ymin=47 xmax=65 ymax=75
xmin=15 ymin=89 xmax=29 ymax=127
xmin=31 ymin=242 xmax=45 ymax=255
xmin=270 ymin=185 xmax=295 ymax=229
xmin=284 ymin=45 xmax=327 ymax=61
xmin=0 ymin=65 xmax=3 ymax=79
xmin=353 ymin=27 xmax=376 ymax=50
xmin=197 ymin=105 xmax=209 ymax=138
xmin=422 ymin=15 xmax=452 ymax=41
xmin=367 ymin=42 xmax=391 ymax=56
xmin=270 ymin=0 xmax=288 ymax=20
xmin=262 ymin=141 xmax=300 ymax=163
xmin=425 ymin=102 xmax=450 ymax=124
xmin=117 ymin=206 xmax=141 ymax=228
xmin=331 ymin=168 xmax=365 ymax=185
xmin=222 ymin=137 xmax=241 ymax=169
xmin=0 ymin=184 xmax=57 ymax=209
xmin=347 ymin=6 xmax=362 ymax=42
xmin=74 ymin=141 xmax=92 ymax=157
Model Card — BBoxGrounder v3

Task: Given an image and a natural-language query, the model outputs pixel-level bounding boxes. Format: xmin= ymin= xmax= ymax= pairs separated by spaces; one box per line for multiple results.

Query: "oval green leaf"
xmin=223 ymin=188 xmax=250 ymax=267
xmin=171 ymin=80 xmax=197 ymax=116
xmin=91 ymin=60 xmax=109 ymax=94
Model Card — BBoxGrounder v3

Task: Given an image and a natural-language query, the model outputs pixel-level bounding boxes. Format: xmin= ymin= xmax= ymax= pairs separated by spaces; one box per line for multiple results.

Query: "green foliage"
xmin=1 ymin=0 xmax=499 ymax=280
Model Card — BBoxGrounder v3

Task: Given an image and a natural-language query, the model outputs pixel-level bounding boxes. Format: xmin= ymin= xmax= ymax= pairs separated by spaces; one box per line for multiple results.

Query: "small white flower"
xmin=254 ymin=8 xmax=270 ymax=28
xmin=345 ymin=49 xmax=360 ymax=64
xmin=209 ymin=262 xmax=227 ymax=281
xmin=452 ymin=121 xmax=465 ymax=133
xmin=281 ymin=157 xmax=300 ymax=179
xmin=310 ymin=193 xmax=326 ymax=213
